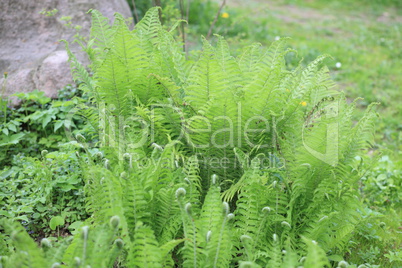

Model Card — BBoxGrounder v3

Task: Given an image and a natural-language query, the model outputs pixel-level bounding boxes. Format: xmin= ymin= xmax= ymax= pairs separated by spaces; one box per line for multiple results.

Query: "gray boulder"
xmin=0 ymin=0 xmax=131 ymax=104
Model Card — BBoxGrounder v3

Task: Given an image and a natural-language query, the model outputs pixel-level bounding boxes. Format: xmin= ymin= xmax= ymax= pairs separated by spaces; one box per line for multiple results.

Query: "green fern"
xmin=126 ymin=222 xmax=163 ymax=267
xmin=0 ymin=219 xmax=49 ymax=267
xmin=67 ymin=8 xmax=378 ymax=267
xmin=0 ymin=217 xmax=123 ymax=268
xmin=0 ymin=7 xmax=381 ymax=268
xmin=302 ymin=236 xmax=331 ymax=268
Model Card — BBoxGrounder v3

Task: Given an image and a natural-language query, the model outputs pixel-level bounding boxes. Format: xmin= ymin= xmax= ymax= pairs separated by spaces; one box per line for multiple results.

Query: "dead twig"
xmin=206 ymin=0 xmax=226 ymax=39
xmin=131 ymin=0 xmax=139 ymax=26
xmin=154 ymin=0 xmax=162 ymax=22
xmin=179 ymin=0 xmax=186 ymax=54
xmin=186 ymin=0 xmax=191 ymax=23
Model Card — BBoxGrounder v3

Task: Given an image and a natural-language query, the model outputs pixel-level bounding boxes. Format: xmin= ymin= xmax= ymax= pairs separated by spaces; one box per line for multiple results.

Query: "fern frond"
xmin=135 ymin=7 xmax=162 ymax=48
xmin=234 ymin=166 xmax=274 ymax=262
xmin=122 ymin=172 xmax=151 ymax=237
xmin=62 ymin=220 xmax=123 ymax=267
xmin=96 ymin=50 xmax=133 ymax=118
xmin=0 ymin=219 xmax=48 ymax=267
xmin=89 ymin=9 xmax=114 ymax=48
xmin=44 ymin=237 xmax=72 ymax=267
xmin=185 ymin=37 xmax=225 ymax=110
xmin=302 ymin=237 xmax=331 ymax=268
xmin=292 ymin=54 xmax=331 ymax=100
xmin=126 ymin=222 xmax=163 ymax=268
xmin=89 ymin=9 xmax=116 ymax=68
xmin=266 ymin=233 xmax=282 ymax=267
xmin=175 ymin=184 xmax=201 ymax=268
xmin=160 ymin=238 xmax=186 ymax=266
xmin=84 ymin=167 xmax=128 ymax=235
xmin=154 ymin=187 xmax=181 ymax=244
xmin=183 ymin=155 xmax=202 ymax=207
xmin=237 ymin=43 xmax=263 ymax=82
xmin=280 ymin=246 xmax=299 ymax=268
xmin=210 ymin=211 xmax=234 ymax=268
xmin=215 ymin=35 xmax=244 ymax=92
xmin=339 ymin=102 xmax=379 ymax=165
xmin=198 ymin=176 xmax=224 ymax=240
xmin=62 ymin=40 xmax=98 ymax=101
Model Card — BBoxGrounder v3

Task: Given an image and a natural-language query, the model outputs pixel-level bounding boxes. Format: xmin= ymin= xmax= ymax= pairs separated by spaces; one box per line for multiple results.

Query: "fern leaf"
xmin=135 ymin=7 xmax=162 ymax=47
xmin=0 ymin=219 xmax=48 ymax=267
xmin=126 ymin=222 xmax=163 ymax=267
xmin=185 ymin=37 xmax=225 ymax=110
xmin=154 ymin=187 xmax=181 ymax=244
xmin=89 ymin=9 xmax=115 ymax=51
xmin=84 ymin=167 xmax=128 ymax=236
xmin=122 ymin=172 xmax=151 ymax=237
xmin=237 ymin=43 xmax=263 ymax=81
xmin=266 ymin=233 xmax=282 ymax=267
xmin=160 ymin=239 xmax=185 ymax=265
xmin=292 ymin=54 xmax=331 ymax=100
xmin=302 ymin=237 xmax=331 ymax=268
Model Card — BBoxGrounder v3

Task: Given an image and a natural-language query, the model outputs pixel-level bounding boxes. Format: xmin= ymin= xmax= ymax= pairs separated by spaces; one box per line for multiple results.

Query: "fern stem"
xmin=240 ymin=235 xmax=253 ymax=261
xmin=191 ymin=215 xmax=197 ymax=268
xmin=251 ymin=210 xmax=269 ymax=255
xmin=177 ymin=192 xmax=197 ymax=268
xmin=180 ymin=204 xmax=197 ymax=268
xmin=213 ymin=214 xmax=228 ymax=268
xmin=81 ymin=226 xmax=89 ymax=265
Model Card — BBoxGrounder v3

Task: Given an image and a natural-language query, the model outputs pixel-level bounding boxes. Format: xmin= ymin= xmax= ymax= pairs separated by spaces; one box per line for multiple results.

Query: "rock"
xmin=34 ymin=51 xmax=71 ymax=98
xmin=3 ymin=69 xmax=36 ymax=98
xmin=0 ymin=0 xmax=132 ymax=105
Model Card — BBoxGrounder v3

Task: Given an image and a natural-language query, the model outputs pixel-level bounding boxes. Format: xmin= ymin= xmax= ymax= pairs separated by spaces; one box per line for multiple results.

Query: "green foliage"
xmin=0 ymin=86 xmax=87 ymax=166
xmin=0 ymin=217 xmax=123 ymax=267
xmin=360 ymin=155 xmax=402 ymax=211
xmin=0 ymin=146 xmax=89 ymax=239
xmin=187 ymin=0 xmax=220 ymax=33
xmin=0 ymin=86 xmax=91 ymax=241
xmin=343 ymin=155 xmax=402 ymax=267
xmin=49 ymin=216 xmax=65 ymax=231
xmin=1 ymin=6 xmax=386 ymax=267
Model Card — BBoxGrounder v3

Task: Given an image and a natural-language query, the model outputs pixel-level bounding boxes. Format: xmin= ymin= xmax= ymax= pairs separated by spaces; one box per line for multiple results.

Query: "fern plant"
xmin=0 ymin=7 xmax=379 ymax=268
xmin=0 ymin=216 xmax=123 ymax=267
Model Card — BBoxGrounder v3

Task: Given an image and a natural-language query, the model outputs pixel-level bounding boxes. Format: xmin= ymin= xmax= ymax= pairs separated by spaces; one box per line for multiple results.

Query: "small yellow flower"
xmin=3 ymin=72 xmax=8 ymax=78
xmin=221 ymin=12 xmax=229 ymax=19
xmin=300 ymin=101 xmax=307 ymax=106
